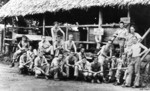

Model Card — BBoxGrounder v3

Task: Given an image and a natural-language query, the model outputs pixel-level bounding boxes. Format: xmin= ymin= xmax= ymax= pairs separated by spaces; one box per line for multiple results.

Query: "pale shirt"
xmin=51 ymin=58 xmax=61 ymax=68
xmin=94 ymin=28 xmax=104 ymax=42
xmin=39 ymin=40 xmax=51 ymax=49
xmin=126 ymin=33 xmax=142 ymax=46
xmin=114 ymin=28 xmax=128 ymax=38
xmin=131 ymin=43 xmax=142 ymax=57
xmin=76 ymin=60 xmax=91 ymax=70
xmin=34 ymin=56 xmax=48 ymax=67
xmin=19 ymin=54 xmax=27 ymax=66
xmin=27 ymin=50 xmax=34 ymax=61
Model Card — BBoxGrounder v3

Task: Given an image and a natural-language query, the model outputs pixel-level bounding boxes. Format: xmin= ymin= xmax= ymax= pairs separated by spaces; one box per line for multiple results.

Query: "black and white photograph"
xmin=0 ymin=0 xmax=150 ymax=91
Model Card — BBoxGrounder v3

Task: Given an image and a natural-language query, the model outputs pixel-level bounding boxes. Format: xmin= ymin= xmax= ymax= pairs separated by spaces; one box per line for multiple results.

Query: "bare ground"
xmin=0 ymin=63 xmax=149 ymax=91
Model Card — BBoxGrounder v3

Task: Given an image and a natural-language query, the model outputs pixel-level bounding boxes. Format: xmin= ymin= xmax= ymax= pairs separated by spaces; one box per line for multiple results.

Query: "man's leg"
xmin=65 ymin=65 xmax=70 ymax=78
xmin=11 ymin=50 xmax=22 ymax=67
xmin=133 ymin=57 xmax=141 ymax=87
xmin=124 ymin=61 xmax=134 ymax=86
xmin=34 ymin=68 xmax=42 ymax=78
xmin=115 ymin=69 xmax=121 ymax=84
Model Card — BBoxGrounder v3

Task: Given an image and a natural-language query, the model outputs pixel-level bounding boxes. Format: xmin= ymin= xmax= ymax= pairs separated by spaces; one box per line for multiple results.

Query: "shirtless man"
xmin=11 ymin=35 xmax=30 ymax=67
xmin=97 ymin=41 xmax=113 ymax=66
xmin=65 ymin=34 xmax=77 ymax=53
xmin=113 ymin=21 xmax=128 ymax=57
xmin=38 ymin=36 xmax=54 ymax=55
xmin=124 ymin=36 xmax=148 ymax=87
xmin=51 ymin=21 xmax=65 ymax=42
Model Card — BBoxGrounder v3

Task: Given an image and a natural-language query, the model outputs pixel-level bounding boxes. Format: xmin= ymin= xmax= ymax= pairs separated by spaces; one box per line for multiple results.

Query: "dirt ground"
xmin=0 ymin=63 xmax=149 ymax=91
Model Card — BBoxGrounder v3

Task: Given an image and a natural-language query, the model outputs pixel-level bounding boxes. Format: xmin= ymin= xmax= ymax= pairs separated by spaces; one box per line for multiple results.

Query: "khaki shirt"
xmin=34 ymin=56 xmax=48 ymax=67
xmin=114 ymin=28 xmax=128 ymax=39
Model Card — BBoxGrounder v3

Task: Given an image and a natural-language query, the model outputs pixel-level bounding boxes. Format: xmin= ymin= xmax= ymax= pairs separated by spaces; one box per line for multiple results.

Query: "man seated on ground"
xmin=64 ymin=53 xmax=78 ymax=78
xmin=89 ymin=57 xmax=103 ymax=83
xmin=74 ymin=57 xmax=91 ymax=81
xmin=53 ymin=35 xmax=65 ymax=57
xmin=27 ymin=46 xmax=35 ymax=71
xmin=114 ymin=53 xmax=128 ymax=85
xmin=97 ymin=40 xmax=113 ymax=66
xmin=19 ymin=52 xmax=32 ymax=74
xmin=38 ymin=36 xmax=54 ymax=56
xmin=34 ymin=52 xmax=50 ymax=79
xmin=78 ymin=47 xmax=86 ymax=61
xmin=50 ymin=54 xmax=67 ymax=80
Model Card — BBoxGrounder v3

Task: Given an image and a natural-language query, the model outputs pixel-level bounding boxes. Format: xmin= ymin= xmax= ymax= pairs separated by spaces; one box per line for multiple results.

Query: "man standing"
xmin=51 ymin=21 xmax=65 ymax=41
xmin=94 ymin=26 xmax=104 ymax=49
xmin=124 ymin=37 xmax=148 ymax=87
xmin=38 ymin=36 xmax=54 ymax=55
xmin=34 ymin=52 xmax=50 ymax=79
xmin=89 ymin=57 xmax=103 ymax=83
xmin=113 ymin=21 xmax=128 ymax=57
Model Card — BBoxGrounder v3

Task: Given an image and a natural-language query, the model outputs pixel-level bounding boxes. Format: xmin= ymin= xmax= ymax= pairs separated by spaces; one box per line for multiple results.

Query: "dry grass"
xmin=0 ymin=0 xmax=150 ymax=17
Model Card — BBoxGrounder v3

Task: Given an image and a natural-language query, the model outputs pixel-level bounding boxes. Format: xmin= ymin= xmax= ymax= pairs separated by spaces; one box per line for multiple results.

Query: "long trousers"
xmin=125 ymin=57 xmax=141 ymax=86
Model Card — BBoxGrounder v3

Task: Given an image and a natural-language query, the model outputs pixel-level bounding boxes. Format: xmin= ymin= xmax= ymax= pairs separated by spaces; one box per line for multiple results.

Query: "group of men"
xmin=11 ymin=21 xmax=148 ymax=88
xmin=97 ymin=22 xmax=148 ymax=88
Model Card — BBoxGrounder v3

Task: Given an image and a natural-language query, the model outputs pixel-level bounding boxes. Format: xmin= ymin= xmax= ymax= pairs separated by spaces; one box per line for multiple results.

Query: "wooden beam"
xmin=43 ymin=14 xmax=45 ymax=36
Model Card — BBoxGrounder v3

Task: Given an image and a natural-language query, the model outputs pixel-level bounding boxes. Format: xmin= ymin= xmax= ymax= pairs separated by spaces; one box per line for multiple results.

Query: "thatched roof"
xmin=0 ymin=0 xmax=150 ymax=17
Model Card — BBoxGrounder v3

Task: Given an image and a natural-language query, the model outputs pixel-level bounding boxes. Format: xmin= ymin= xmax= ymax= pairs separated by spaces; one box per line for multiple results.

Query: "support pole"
xmin=43 ymin=14 xmax=45 ymax=36
xmin=66 ymin=27 xmax=68 ymax=41
xmin=98 ymin=8 xmax=103 ymax=27
xmin=3 ymin=19 xmax=6 ymax=53
xmin=86 ymin=27 xmax=89 ymax=49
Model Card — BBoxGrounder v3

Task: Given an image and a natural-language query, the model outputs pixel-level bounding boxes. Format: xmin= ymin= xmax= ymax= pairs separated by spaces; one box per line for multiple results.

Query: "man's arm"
xmin=51 ymin=28 xmax=55 ymax=40
xmin=139 ymin=43 xmax=148 ymax=56
xmin=72 ymin=41 xmax=77 ymax=53
xmin=64 ymin=42 xmax=70 ymax=52
xmin=18 ymin=42 xmax=22 ymax=49
xmin=59 ymin=28 xmax=65 ymax=40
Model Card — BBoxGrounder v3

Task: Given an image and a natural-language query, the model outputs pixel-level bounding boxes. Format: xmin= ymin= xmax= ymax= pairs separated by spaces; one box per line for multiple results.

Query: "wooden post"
xmin=3 ymin=19 xmax=6 ymax=53
xmin=98 ymin=8 xmax=103 ymax=27
xmin=66 ymin=27 xmax=68 ymax=41
xmin=86 ymin=27 xmax=89 ymax=49
xmin=43 ymin=14 xmax=45 ymax=36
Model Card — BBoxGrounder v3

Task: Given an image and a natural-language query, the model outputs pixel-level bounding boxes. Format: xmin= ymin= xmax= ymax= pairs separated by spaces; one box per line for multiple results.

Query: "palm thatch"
xmin=0 ymin=0 xmax=150 ymax=17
